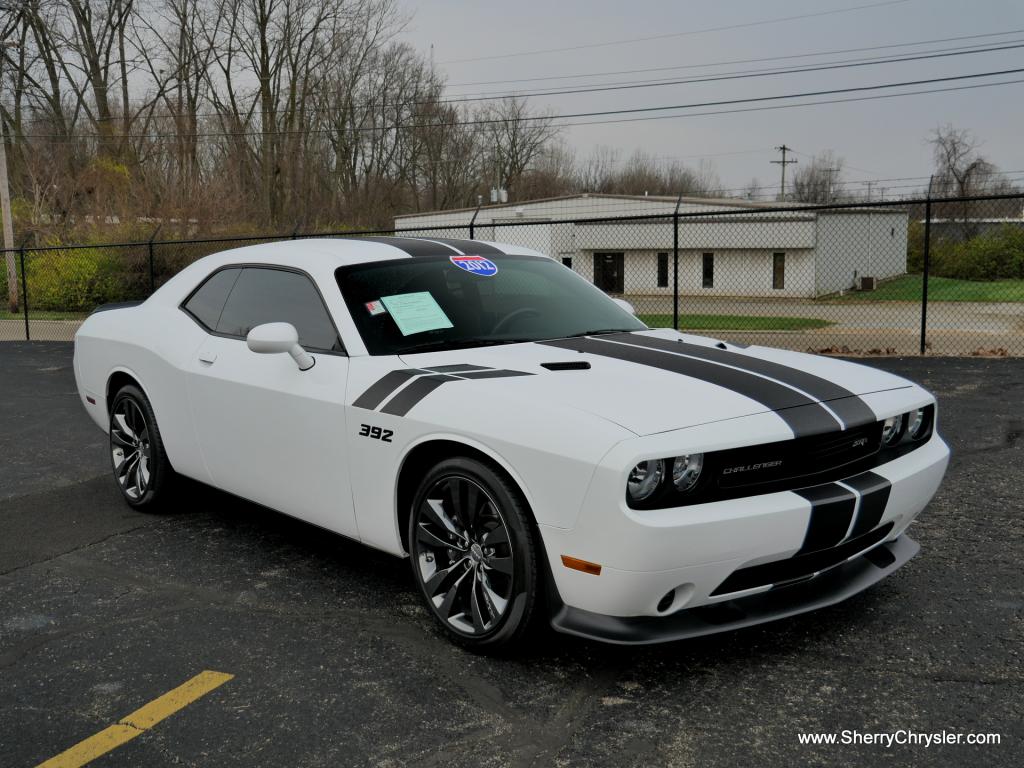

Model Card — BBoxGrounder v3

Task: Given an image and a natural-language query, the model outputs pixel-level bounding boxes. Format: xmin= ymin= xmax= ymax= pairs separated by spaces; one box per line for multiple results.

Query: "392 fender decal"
xmin=604 ymin=333 xmax=877 ymax=429
xmin=540 ymin=336 xmax=840 ymax=438
xmin=380 ymin=374 xmax=456 ymax=416
xmin=351 ymin=369 xmax=430 ymax=410
xmin=352 ymin=366 xmax=534 ymax=417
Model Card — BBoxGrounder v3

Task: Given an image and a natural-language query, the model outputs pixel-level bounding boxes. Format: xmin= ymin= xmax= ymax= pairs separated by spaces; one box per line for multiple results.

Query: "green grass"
xmin=831 ymin=275 xmax=1024 ymax=302
xmin=0 ymin=310 xmax=87 ymax=320
xmin=640 ymin=313 xmax=833 ymax=331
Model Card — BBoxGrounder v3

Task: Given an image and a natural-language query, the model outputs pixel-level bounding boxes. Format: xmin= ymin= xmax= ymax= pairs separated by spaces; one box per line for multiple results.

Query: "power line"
xmin=437 ymin=0 xmax=911 ymax=64
xmin=558 ymin=76 xmax=1024 ymax=130
xmin=13 ymin=68 xmax=1024 ymax=140
xmin=445 ymin=28 xmax=1024 ymax=88
xmin=16 ymin=36 xmax=1019 ymax=128
xmin=434 ymin=41 xmax=1024 ymax=105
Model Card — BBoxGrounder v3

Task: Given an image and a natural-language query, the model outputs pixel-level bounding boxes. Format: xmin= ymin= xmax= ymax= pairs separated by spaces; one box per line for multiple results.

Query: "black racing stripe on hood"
xmin=540 ymin=337 xmax=841 ymax=438
xmin=794 ymin=483 xmax=857 ymax=555
xmin=352 ymin=369 xmax=429 ymax=410
xmin=420 ymin=238 xmax=506 ymax=255
xmin=605 ymin=333 xmax=876 ymax=429
xmin=356 ymin=236 xmax=461 ymax=257
xmin=842 ymin=471 xmax=892 ymax=540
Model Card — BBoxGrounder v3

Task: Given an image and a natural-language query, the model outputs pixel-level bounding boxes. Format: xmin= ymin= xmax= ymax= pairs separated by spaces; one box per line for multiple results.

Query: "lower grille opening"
xmin=710 ymin=523 xmax=895 ymax=596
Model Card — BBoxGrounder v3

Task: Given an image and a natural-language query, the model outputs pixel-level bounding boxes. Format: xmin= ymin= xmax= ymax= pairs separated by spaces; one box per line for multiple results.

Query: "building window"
xmin=773 ymin=252 xmax=785 ymax=290
xmin=702 ymin=253 xmax=714 ymax=289
xmin=657 ymin=252 xmax=669 ymax=287
xmin=562 ymin=256 xmax=573 ymax=269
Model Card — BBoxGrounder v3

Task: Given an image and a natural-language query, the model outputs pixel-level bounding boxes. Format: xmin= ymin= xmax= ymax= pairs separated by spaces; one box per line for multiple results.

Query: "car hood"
xmin=398 ymin=330 xmax=913 ymax=437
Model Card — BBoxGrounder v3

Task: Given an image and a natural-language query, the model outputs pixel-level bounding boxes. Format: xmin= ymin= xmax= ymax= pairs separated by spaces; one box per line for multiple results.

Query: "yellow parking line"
xmin=36 ymin=670 xmax=234 ymax=768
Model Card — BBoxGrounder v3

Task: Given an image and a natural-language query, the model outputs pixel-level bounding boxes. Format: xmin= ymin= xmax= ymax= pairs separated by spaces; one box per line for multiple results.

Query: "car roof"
xmin=198 ymin=236 xmax=549 ymax=273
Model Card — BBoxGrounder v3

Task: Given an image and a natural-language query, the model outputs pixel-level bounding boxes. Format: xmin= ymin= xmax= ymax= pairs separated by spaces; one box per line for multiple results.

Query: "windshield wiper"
xmin=558 ymin=328 xmax=632 ymax=339
xmin=398 ymin=338 xmax=534 ymax=355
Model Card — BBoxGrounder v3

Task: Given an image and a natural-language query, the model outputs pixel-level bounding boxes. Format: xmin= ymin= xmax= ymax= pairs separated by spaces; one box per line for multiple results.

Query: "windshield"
xmin=336 ymin=254 xmax=646 ymax=355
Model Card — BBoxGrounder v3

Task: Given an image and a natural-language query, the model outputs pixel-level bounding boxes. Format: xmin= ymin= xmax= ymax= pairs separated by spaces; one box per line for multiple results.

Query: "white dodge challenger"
xmin=74 ymin=237 xmax=949 ymax=648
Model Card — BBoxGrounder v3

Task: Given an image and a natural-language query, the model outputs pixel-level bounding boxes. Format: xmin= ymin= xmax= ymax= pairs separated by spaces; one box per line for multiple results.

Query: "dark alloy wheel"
xmin=109 ymin=384 xmax=175 ymax=510
xmin=409 ymin=457 xmax=539 ymax=650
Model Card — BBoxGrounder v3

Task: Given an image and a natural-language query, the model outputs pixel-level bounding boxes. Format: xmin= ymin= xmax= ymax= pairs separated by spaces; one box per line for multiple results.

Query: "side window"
xmin=183 ymin=267 xmax=242 ymax=331
xmin=217 ymin=267 xmax=343 ymax=353
xmin=657 ymin=252 xmax=669 ymax=288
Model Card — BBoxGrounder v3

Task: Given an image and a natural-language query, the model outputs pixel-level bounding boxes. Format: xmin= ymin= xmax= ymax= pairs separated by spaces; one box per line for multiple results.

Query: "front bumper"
xmin=538 ymin=430 xmax=949 ymax=632
xmin=551 ymin=534 xmax=918 ymax=645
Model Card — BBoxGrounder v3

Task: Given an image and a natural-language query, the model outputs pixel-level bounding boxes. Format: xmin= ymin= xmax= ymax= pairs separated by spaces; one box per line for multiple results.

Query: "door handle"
xmin=198 ymin=352 xmax=217 ymax=365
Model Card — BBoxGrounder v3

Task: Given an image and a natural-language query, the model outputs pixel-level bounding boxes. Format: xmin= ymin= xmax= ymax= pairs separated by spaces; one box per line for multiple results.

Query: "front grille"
xmin=710 ymin=522 xmax=894 ymax=596
xmin=715 ymin=421 xmax=882 ymax=491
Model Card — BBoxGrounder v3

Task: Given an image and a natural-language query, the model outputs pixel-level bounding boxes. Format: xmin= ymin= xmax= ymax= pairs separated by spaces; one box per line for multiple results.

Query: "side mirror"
xmin=246 ymin=322 xmax=315 ymax=371
xmin=612 ymin=297 xmax=636 ymax=316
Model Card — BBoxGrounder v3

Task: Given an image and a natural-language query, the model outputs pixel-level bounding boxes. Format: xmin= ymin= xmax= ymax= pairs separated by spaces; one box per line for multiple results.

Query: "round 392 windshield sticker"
xmin=449 ymin=254 xmax=498 ymax=276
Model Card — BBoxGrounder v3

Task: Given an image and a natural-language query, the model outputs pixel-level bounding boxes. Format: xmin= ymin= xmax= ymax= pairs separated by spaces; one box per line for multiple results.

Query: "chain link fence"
xmin=2 ymin=193 xmax=1022 ymax=356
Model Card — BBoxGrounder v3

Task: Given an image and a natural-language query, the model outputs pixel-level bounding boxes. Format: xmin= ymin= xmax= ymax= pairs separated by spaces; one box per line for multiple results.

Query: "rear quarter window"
xmin=182 ymin=268 xmax=242 ymax=330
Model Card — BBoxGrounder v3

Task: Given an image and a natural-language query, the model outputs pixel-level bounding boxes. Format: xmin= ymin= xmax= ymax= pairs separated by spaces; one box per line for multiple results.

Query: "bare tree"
xmin=576 ymin=145 xmax=618 ymax=193
xmin=480 ymin=97 xmax=558 ymax=200
xmin=930 ymin=124 xmax=996 ymax=198
xmin=791 ymin=150 xmax=844 ymax=203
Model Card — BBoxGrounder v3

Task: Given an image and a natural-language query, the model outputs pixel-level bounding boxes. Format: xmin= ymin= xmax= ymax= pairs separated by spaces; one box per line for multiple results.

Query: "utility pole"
xmin=865 ymin=181 xmax=874 ymax=202
xmin=770 ymin=145 xmax=797 ymax=202
xmin=1 ymin=40 xmax=18 ymax=313
xmin=823 ymin=167 xmax=840 ymax=203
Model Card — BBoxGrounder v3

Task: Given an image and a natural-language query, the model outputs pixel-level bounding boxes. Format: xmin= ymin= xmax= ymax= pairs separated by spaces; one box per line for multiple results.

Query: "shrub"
xmin=24 ymin=247 xmax=132 ymax=312
xmin=908 ymin=223 xmax=1024 ymax=280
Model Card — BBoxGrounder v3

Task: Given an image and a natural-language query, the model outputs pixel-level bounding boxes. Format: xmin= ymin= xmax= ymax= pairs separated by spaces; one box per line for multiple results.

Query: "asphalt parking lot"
xmin=1 ymin=342 xmax=1021 ymax=767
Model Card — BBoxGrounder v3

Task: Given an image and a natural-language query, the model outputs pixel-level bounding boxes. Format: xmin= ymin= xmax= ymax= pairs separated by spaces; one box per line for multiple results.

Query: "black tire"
xmin=108 ymin=384 xmax=175 ymax=511
xmin=408 ymin=456 xmax=539 ymax=651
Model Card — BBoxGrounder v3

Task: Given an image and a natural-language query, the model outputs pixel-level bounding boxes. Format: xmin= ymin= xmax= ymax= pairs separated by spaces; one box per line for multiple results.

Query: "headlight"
xmin=672 ymin=453 xmax=704 ymax=492
xmin=627 ymin=459 xmax=664 ymax=501
xmin=881 ymin=414 xmax=904 ymax=446
xmin=907 ymin=407 xmax=928 ymax=440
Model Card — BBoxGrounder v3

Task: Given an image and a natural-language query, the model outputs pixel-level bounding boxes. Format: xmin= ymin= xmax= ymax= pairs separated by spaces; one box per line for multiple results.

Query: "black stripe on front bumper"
xmin=794 ymin=483 xmax=857 ymax=554
xmin=711 ymin=522 xmax=894 ymax=596
xmin=843 ymin=471 xmax=893 ymax=539
xmin=549 ymin=534 xmax=917 ymax=646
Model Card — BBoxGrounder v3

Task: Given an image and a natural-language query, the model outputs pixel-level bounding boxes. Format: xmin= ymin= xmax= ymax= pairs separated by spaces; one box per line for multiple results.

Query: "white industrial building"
xmin=394 ymin=194 xmax=909 ymax=299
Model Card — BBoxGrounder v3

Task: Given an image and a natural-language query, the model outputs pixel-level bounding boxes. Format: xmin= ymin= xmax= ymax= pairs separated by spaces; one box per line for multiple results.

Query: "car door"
xmin=183 ymin=264 xmax=357 ymax=537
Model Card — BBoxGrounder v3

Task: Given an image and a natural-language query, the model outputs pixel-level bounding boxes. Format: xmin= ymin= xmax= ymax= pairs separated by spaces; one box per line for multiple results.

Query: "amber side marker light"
xmin=561 ymin=555 xmax=602 ymax=576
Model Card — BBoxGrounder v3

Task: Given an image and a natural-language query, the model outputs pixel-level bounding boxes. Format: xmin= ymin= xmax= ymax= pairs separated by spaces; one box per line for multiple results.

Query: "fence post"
xmin=919 ymin=176 xmax=934 ymax=355
xmin=672 ymin=194 xmax=682 ymax=330
xmin=469 ymin=204 xmax=480 ymax=239
xmin=148 ymin=225 xmax=161 ymax=295
xmin=19 ymin=244 xmax=28 ymax=341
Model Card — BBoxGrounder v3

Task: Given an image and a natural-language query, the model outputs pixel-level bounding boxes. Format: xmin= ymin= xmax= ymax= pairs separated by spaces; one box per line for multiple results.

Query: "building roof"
xmin=394 ymin=193 xmax=901 ymax=221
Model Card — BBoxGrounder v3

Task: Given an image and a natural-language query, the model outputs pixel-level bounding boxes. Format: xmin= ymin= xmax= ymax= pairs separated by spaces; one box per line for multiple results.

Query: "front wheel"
xmin=408 ymin=457 xmax=539 ymax=650
xmin=109 ymin=384 xmax=175 ymax=510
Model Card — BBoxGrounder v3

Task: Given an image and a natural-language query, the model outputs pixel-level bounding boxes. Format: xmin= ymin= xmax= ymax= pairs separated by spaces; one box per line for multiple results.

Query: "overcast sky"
xmin=399 ymin=0 xmax=1024 ymax=197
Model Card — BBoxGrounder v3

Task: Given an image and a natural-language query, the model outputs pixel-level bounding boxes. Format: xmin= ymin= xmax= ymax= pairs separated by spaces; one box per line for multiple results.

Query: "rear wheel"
xmin=408 ymin=457 xmax=539 ymax=650
xmin=109 ymin=384 xmax=175 ymax=510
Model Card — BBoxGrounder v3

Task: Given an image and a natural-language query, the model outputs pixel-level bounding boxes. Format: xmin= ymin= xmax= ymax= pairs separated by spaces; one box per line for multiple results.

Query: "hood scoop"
xmin=541 ymin=361 xmax=591 ymax=371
